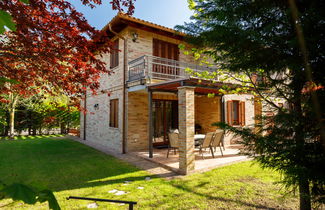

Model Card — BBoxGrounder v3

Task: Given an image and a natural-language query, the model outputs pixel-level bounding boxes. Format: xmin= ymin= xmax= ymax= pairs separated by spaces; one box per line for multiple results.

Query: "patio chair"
xmin=211 ymin=129 xmax=224 ymax=157
xmin=198 ymin=132 xmax=215 ymax=159
xmin=167 ymin=132 xmax=179 ymax=158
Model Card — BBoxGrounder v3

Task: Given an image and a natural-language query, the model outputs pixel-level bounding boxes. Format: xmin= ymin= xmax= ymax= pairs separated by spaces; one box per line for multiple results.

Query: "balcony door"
xmin=152 ymin=39 xmax=180 ymax=79
xmin=152 ymin=100 xmax=178 ymax=147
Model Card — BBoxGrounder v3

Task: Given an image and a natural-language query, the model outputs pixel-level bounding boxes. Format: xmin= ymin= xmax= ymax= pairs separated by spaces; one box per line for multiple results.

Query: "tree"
xmin=0 ymin=1 xmax=135 ymax=209
xmin=178 ymin=0 xmax=325 ymax=209
xmin=0 ymin=0 xmax=135 ymax=136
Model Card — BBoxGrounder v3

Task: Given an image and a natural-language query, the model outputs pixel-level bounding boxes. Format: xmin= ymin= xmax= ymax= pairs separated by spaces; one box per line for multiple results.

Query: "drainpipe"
xmin=221 ymin=95 xmax=226 ymax=149
xmin=83 ymin=92 xmax=87 ymax=140
xmin=108 ymin=24 xmax=127 ymax=154
xmin=221 ymin=95 xmax=225 ymax=123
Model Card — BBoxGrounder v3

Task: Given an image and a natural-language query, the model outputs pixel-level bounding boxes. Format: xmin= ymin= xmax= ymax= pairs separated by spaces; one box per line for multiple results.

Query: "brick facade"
xmin=195 ymin=95 xmax=221 ymax=134
xmin=178 ymin=86 xmax=196 ymax=174
xmin=79 ymin=17 xmax=258 ymax=164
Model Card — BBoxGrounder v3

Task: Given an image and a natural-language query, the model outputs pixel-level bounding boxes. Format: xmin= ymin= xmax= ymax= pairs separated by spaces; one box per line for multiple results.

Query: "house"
xmin=80 ymin=13 xmax=260 ymax=174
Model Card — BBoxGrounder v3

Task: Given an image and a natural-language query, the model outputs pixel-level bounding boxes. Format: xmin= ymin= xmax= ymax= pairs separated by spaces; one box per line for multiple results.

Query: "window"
xmin=232 ymin=101 xmax=239 ymax=125
xmin=153 ymin=39 xmax=179 ymax=60
xmin=152 ymin=39 xmax=179 ymax=76
xmin=110 ymin=99 xmax=118 ymax=128
xmin=227 ymin=100 xmax=245 ymax=126
xmin=110 ymin=39 xmax=119 ymax=69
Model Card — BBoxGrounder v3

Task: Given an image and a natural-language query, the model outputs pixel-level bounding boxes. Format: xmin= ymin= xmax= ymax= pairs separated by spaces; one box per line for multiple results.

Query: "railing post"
xmin=144 ymin=56 xmax=148 ymax=79
xmin=129 ymin=203 xmax=134 ymax=210
xmin=148 ymin=56 xmax=152 ymax=82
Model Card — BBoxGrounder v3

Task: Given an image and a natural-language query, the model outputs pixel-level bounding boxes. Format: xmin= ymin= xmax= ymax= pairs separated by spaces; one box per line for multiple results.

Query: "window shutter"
xmin=110 ymin=39 xmax=119 ymax=69
xmin=226 ymin=101 xmax=233 ymax=125
xmin=239 ymin=101 xmax=245 ymax=126
xmin=115 ymin=100 xmax=119 ymax=128
xmin=109 ymin=99 xmax=119 ymax=128
xmin=109 ymin=100 xmax=113 ymax=127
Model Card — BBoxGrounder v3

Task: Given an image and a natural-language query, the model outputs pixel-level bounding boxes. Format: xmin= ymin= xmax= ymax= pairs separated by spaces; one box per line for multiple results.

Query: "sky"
xmin=70 ymin=0 xmax=193 ymax=30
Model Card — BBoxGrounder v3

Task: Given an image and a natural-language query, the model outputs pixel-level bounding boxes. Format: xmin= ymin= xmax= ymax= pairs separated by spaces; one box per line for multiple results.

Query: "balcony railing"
xmin=128 ymin=55 xmax=218 ymax=82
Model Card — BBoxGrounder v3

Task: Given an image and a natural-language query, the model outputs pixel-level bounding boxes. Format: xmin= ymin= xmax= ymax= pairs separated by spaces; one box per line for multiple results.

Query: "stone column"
xmin=178 ymin=86 xmax=195 ymax=175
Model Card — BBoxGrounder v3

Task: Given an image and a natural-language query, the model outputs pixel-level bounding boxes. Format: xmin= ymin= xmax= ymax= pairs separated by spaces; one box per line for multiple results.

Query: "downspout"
xmin=221 ymin=95 xmax=225 ymax=123
xmin=221 ymin=95 xmax=225 ymax=148
xmin=108 ymin=24 xmax=127 ymax=154
xmin=83 ymin=92 xmax=87 ymax=140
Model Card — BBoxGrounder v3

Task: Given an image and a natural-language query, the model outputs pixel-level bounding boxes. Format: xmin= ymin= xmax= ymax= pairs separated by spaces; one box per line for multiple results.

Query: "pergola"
xmin=146 ymin=78 xmax=231 ymax=174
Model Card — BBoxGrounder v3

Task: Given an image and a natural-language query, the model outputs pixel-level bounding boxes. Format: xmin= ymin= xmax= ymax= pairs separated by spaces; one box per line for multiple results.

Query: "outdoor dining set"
xmin=166 ymin=129 xmax=225 ymax=159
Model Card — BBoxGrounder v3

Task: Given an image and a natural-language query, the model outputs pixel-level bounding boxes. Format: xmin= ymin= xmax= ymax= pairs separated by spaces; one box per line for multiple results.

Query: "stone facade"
xmin=178 ymin=87 xmax=195 ymax=174
xmin=80 ymin=19 xmax=258 ymax=156
xmin=195 ymin=95 xmax=221 ymax=133
xmin=80 ymin=25 xmax=196 ymax=152
xmin=223 ymin=94 xmax=255 ymax=145
xmin=127 ymin=91 xmax=149 ymax=152
xmin=79 ymin=29 xmax=129 ymax=152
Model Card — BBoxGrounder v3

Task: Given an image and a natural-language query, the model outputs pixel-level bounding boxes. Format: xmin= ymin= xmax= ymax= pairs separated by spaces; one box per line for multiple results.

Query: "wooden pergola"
xmin=146 ymin=78 xmax=230 ymax=174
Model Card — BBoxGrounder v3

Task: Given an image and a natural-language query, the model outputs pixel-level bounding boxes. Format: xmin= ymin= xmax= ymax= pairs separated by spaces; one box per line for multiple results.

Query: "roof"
xmin=147 ymin=78 xmax=238 ymax=95
xmin=100 ymin=12 xmax=186 ymax=40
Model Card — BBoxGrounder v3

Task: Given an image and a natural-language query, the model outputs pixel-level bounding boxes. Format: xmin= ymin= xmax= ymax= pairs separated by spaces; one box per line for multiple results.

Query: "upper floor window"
xmin=153 ymin=39 xmax=179 ymax=60
xmin=110 ymin=39 xmax=119 ymax=69
xmin=152 ymin=39 xmax=179 ymax=76
xmin=227 ymin=100 xmax=245 ymax=126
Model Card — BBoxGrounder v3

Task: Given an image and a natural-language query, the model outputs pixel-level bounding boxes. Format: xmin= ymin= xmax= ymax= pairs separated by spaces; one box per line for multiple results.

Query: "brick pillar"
xmin=178 ymin=86 xmax=195 ymax=175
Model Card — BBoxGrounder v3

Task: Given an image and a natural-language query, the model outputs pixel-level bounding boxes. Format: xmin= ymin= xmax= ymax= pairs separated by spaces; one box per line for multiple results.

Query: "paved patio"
xmin=132 ymin=145 xmax=249 ymax=174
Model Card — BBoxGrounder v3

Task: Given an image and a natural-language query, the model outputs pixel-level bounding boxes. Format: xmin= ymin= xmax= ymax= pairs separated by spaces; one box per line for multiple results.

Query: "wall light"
xmin=131 ymin=32 xmax=138 ymax=42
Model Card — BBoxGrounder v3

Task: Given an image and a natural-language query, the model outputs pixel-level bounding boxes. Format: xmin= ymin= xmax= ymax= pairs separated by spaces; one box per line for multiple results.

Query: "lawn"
xmin=0 ymin=136 xmax=298 ymax=209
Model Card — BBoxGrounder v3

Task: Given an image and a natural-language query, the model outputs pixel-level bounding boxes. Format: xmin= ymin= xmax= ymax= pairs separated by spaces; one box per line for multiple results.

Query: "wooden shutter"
xmin=226 ymin=101 xmax=233 ymax=125
xmin=153 ymin=39 xmax=179 ymax=60
xmin=110 ymin=99 xmax=118 ymax=128
xmin=239 ymin=101 xmax=245 ymax=126
xmin=110 ymin=39 xmax=119 ymax=69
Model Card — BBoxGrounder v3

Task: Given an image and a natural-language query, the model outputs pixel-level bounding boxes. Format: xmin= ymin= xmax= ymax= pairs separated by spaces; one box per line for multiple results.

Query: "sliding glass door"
xmin=152 ymin=100 xmax=178 ymax=147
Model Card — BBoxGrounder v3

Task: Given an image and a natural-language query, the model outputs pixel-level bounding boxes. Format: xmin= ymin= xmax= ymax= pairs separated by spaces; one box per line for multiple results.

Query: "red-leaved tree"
xmin=0 ymin=0 xmax=134 ymax=136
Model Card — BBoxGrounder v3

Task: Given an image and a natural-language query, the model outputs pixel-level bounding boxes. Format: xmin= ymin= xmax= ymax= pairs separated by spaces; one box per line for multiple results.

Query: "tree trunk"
xmin=60 ymin=123 xmax=66 ymax=134
xmin=299 ymin=178 xmax=311 ymax=210
xmin=9 ymin=107 xmax=15 ymax=138
xmin=7 ymin=93 xmax=18 ymax=138
xmin=291 ymin=73 xmax=311 ymax=210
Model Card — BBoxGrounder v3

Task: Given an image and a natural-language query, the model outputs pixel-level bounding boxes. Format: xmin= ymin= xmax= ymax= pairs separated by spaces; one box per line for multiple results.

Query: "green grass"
xmin=0 ymin=136 xmax=298 ymax=209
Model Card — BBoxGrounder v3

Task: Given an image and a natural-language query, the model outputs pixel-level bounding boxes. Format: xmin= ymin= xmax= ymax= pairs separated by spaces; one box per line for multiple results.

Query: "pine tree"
xmin=178 ymin=0 xmax=325 ymax=209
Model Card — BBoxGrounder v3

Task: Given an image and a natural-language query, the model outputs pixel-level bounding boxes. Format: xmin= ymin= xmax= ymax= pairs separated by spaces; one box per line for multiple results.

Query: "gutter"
xmin=108 ymin=24 xmax=127 ymax=154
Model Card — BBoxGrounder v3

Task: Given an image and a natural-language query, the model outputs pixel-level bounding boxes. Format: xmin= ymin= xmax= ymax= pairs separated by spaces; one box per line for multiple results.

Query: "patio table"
xmin=194 ymin=134 xmax=205 ymax=146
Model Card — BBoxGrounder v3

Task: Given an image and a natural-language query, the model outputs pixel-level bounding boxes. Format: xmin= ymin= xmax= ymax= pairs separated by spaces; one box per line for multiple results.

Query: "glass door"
xmin=152 ymin=100 xmax=178 ymax=147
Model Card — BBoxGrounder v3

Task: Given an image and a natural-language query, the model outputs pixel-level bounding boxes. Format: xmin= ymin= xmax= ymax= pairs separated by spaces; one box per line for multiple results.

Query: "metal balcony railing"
xmin=128 ymin=55 xmax=218 ymax=82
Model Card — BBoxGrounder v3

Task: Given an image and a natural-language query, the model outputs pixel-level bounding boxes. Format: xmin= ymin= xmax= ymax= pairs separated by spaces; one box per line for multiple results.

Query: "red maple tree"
xmin=0 ymin=0 xmax=134 ymax=136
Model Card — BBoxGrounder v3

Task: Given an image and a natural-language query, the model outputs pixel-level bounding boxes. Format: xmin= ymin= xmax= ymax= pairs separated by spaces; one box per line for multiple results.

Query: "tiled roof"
xmin=101 ymin=12 xmax=186 ymax=36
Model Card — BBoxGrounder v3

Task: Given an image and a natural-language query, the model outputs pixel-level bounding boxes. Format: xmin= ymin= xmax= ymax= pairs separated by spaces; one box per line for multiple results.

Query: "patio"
xmin=132 ymin=145 xmax=249 ymax=174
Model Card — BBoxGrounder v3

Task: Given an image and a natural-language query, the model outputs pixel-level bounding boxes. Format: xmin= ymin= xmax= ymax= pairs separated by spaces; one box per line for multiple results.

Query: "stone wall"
xmin=79 ymin=23 xmax=260 ymax=153
xmin=223 ymin=94 xmax=255 ymax=145
xmin=126 ymin=92 xmax=149 ymax=152
xmin=195 ymin=95 xmax=221 ymax=134
xmin=79 ymin=29 xmax=130 ymax=152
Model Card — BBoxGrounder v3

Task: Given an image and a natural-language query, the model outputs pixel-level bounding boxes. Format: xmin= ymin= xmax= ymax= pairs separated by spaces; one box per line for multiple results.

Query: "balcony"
xmin=128 ymin=55 xmax=218 ymax=83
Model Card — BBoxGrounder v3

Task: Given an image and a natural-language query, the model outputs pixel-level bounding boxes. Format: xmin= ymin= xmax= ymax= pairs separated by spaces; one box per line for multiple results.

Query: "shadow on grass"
xmin=0 ymin=137 xmax=159 ymax=193
xmin=0 ymin=134 xmax=64 ymax=140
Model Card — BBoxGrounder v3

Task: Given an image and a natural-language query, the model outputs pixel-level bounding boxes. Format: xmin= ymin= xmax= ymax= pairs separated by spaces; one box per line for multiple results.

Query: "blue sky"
xmin=70 ymin=0 xmax=193 ymax=30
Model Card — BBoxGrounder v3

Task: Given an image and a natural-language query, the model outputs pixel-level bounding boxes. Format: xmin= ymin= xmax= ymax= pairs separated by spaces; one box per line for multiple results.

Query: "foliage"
xmin=0 ymin=0 xmax=135 ymax=99
xmin=0 ymin=93 xmax=80 ymax=136
xmin=0 ymin=137 xmax=298 ymax=209
xmin=178 ymin=0 xmax=325 ymax=209
xmin=0 ymin=182 xmax=60 ymax=210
